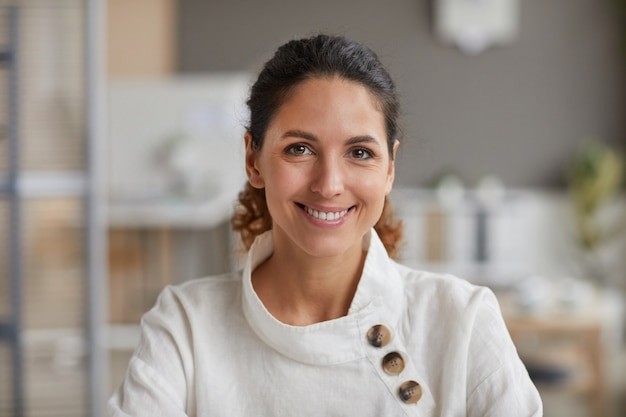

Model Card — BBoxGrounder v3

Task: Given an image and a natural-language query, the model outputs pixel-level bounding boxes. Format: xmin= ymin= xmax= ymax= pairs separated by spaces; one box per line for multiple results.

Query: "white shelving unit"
xmin=389 ymin=187 xmax=582 ymax=286
xmin=0 ymin=3 xmax=108 ymax=416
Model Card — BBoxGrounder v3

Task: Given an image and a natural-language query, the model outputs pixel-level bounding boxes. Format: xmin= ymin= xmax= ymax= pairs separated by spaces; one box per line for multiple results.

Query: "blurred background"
xmin=0 ymin=0 xmax=625 ymax=416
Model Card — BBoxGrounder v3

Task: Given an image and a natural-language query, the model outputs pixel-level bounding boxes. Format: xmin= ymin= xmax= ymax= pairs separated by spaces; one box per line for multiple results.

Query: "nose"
xmin=310 ymin=156 xmax=345 ymax=198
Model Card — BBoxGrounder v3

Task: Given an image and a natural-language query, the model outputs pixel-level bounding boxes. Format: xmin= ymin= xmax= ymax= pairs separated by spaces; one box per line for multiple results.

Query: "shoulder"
xmin=134 ymin=271 xmax=245 ymax=359
xmin=170 ymin=271 xmax=242 ymax=300
xmin=391 ymin=262 xmax=505 ymax=339
xmin=146 ymin=270 xmax=244 ymax=323
xmin=394 ymin=262 xmax=497 ymax=311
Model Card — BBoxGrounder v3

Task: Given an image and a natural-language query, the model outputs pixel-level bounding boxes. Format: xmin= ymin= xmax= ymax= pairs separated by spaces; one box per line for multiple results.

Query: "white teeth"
xmin=305 ymin=206 xmax=348 ymax=221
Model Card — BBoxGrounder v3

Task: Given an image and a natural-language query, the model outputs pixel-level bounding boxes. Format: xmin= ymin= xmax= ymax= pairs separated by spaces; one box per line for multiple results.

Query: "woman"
xmin=108 ymin=34 xmax=542 ymax=416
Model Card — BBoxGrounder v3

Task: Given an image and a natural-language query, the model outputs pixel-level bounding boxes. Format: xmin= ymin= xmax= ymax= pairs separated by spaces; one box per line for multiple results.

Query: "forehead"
xmin=284 ymin=76 xmax=381 ymax=110
xmin=268 ymin=76 xmax=386 ymax=137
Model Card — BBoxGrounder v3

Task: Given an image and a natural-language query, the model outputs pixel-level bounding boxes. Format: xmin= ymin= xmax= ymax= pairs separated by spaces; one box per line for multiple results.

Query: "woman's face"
xmin=246 ymin=76 xmax=397 ymax=259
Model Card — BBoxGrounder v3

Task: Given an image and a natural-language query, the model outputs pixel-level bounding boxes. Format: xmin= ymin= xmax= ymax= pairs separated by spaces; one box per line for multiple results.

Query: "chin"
xmin=297 ymin=234 xmax=365 ymax=259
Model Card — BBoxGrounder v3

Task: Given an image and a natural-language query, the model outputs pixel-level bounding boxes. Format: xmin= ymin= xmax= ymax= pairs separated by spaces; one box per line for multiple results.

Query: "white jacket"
xmin=108 ymin=230 xmax=542 ymax=416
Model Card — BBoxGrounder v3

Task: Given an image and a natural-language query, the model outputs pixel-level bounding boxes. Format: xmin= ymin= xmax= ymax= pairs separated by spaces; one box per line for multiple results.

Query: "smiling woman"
xmin=107 ymin=34 xmax=543 ymax=417
xmin=233 ymin=35 xmax=403 ymax=259
xmin=247 ymin=77 xmax=394 ymax=256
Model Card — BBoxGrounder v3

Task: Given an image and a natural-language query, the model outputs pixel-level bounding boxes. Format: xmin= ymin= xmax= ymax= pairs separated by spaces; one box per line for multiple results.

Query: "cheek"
xmin=353 ymin=173 xmax=389 ymax=216
xmin=263 ymin=166 xmax=305 ymax=204
xmin=352 ymin=169 xmax=391 ymax=195
xmin=384 ymin=174 xmax=394 ymax=194
xmin=273 ymin=166 xmax=303 ymax=190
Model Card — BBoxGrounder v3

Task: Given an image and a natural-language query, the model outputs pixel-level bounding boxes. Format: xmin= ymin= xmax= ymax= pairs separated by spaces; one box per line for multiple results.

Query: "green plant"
xmin=568 ymin=141 xmax=624 ymax=250
xmin=567 ymin=141 xmax=624 ymax=285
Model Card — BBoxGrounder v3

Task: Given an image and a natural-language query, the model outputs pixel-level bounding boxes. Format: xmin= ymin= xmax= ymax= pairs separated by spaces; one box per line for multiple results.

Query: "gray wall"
xmin=178 ymin=0 xmax=625 ymax=188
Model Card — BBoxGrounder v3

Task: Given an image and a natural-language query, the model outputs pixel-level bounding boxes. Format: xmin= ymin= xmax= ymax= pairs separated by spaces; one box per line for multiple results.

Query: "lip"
xmin=295 ymin=202 xmax=354 ymax=226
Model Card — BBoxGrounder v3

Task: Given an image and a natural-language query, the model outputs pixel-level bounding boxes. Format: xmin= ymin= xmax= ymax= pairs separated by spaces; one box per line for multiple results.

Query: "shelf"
xmin=108 ymin=187 xmax=238 ymax=229
xmin=0 ymin=171 xmax=88 ymax=198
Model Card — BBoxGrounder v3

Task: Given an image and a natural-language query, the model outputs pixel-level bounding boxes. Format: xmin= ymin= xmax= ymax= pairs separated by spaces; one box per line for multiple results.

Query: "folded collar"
xmin=241 ymin=229 xmax=405 ymax=365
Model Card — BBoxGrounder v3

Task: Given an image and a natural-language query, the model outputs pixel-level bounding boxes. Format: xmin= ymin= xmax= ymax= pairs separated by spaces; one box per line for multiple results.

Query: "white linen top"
xmin=108 ymin=230 xmax=542 ymax=417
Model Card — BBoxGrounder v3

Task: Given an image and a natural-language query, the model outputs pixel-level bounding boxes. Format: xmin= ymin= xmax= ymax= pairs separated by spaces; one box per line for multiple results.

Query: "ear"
xmin=385 ymin=140 xmax=400 ymax=195
xmin=245 ymin=132 xmax=265 ymax=189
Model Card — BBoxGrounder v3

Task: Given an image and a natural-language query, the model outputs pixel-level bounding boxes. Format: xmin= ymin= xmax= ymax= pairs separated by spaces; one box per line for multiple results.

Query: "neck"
xmin=252 ymin=234 xmax=367 ymax=326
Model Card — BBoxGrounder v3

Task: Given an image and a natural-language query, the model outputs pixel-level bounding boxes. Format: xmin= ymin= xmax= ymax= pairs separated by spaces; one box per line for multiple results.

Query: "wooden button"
xmin=366 ymin=324 xmax=391 ymax=348
xmin=398 ymin=380 xmax=422 ymax=404
xmin=382 ymin=352 xmax=405 ymax=375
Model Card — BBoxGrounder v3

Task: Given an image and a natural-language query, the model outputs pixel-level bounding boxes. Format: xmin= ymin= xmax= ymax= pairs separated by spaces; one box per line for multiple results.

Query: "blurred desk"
xmin=108 ymin=190 xmax=237 ymax=228
xmin=107 ymin=191 xmax=238 ymax=323
xmin=497 ymin=287 xmax=623 ymax=417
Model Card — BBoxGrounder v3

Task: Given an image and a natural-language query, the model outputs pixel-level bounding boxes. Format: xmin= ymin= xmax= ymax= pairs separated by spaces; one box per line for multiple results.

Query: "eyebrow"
xmin=281 ymin=129 xmax=382 ymax=147
xmin=281 ymin=130 xmax=317 ymax=142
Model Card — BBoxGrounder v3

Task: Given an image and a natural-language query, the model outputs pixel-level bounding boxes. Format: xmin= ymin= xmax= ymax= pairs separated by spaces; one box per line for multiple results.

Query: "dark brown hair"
xmin=231 ymin=34 xmax=403 ymax=258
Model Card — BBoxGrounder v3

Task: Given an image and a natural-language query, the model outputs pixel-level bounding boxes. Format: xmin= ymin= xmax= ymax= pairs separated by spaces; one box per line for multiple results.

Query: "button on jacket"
xmin=108 ymin=230 xmax=542 ymax=416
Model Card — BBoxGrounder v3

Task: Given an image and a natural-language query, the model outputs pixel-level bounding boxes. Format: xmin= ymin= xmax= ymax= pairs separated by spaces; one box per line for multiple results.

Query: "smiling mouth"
xmin=296 ymin=203 xmax=353 ymax=221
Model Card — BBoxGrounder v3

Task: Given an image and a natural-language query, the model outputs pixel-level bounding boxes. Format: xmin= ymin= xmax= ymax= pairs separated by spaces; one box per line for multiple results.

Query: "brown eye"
xmin=349 ymin=147 xmax=373 ymax=160
xmin=286 ymin=144 xmax=312 ymax=156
